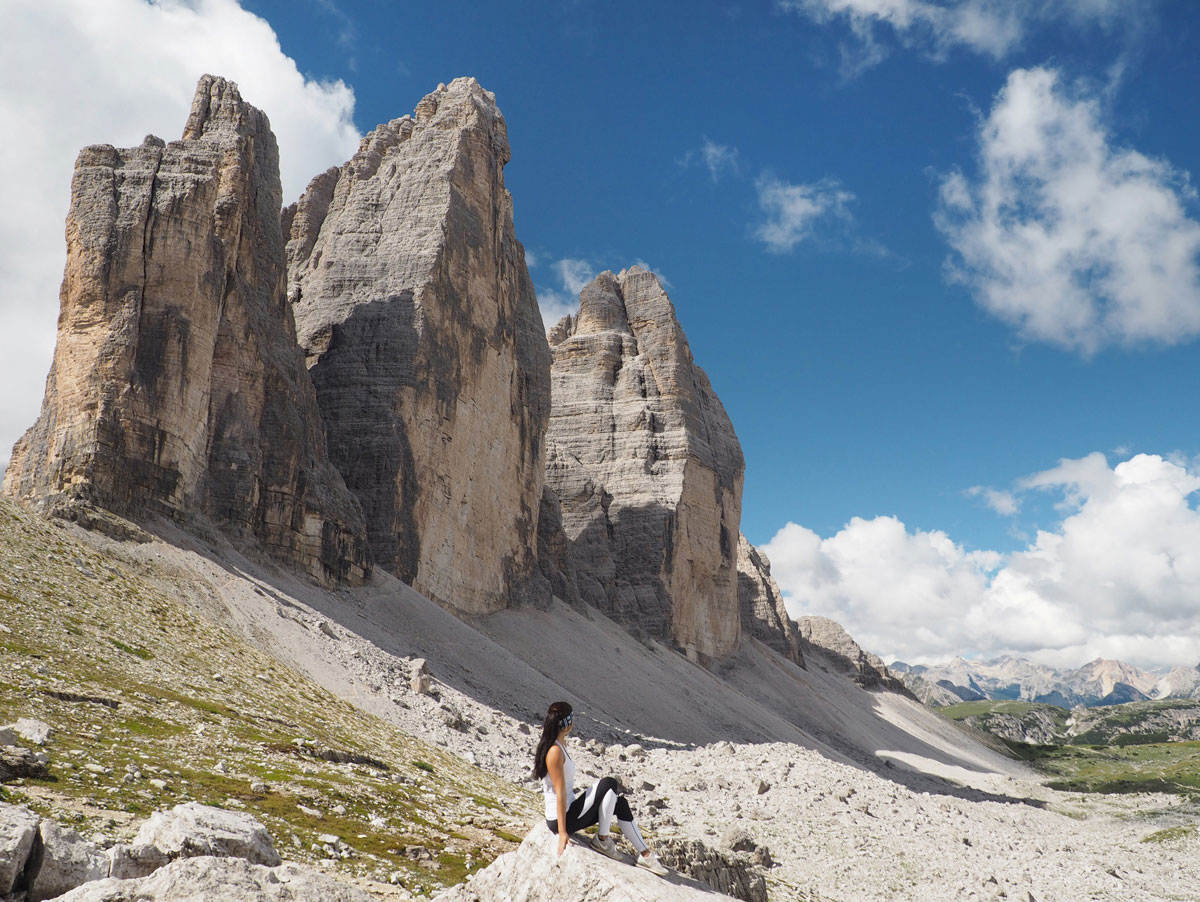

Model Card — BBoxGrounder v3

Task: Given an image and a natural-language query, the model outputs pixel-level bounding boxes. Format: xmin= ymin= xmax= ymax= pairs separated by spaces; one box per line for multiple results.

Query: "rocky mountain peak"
xmin=3 ymin=75 xmax=369 ymax=585
xmin=286 ymin=76 xmax=550 ymax=614
xmin=542 ymin=267 xmax=745 ymax=662
xmin=183 ymin=74 xmax=269 ymax=141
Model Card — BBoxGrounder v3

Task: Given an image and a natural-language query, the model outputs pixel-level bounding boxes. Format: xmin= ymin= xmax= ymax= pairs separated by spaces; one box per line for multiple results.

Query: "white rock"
xmin=123 ymin=803 xmax=281 ymax=877
xmin=8 ymin=719 xmax=53 ymax=745
xmin=0 ymin=804 xmax=40 ymax=895
xmin=51 ymin=856 xmax=374 ymax=901
xmin=29 ymin=820 xmax=109 ymax=902
xmin=434 ymin=827 xmax=727 ymax=901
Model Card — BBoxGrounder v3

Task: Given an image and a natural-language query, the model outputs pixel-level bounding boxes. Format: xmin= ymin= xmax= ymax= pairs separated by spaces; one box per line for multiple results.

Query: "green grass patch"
xmin=940 ymin=700 xmax=1065 ymax=720
xmin=1141 ymin=825 xmax=1198 ymax=843
xmin=1016 ymin=740 xmax=1200 ymax=795
xmin=108 ymin=638 xmax=154 ymax=660
xmin=413 ymin=760 xmax=434 ymax=773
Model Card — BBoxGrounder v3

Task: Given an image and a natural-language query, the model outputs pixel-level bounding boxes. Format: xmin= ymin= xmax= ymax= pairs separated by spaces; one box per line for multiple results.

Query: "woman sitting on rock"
xmin=532 ymin=700 xmax=667 ymax=875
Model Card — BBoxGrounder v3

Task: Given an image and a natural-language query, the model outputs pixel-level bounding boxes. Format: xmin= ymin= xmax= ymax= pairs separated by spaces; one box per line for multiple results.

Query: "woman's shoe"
xmin=591 ymin=834 xmax=623 ymax=860
xmin=635 ymin=851 xmax=668 ymax=876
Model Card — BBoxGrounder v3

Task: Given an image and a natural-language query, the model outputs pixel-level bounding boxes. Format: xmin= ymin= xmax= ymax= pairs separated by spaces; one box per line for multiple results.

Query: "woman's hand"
xmin=557 ymin=830 xmax=569 ymax=856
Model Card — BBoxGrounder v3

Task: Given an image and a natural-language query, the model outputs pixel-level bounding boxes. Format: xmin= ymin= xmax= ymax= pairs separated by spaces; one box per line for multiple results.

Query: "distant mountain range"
xmin=891 ymin=656 xmax=1200 ymax=708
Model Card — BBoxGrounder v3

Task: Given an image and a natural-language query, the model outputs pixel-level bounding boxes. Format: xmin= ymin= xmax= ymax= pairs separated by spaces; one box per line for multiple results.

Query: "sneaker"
xmin=635 ymin=851 xmax=668 ymax=876
xmin=591 ymin=834 xmax=623 ymax=860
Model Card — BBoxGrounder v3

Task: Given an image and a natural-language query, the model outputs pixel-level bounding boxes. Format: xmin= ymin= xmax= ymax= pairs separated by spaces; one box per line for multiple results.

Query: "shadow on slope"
xmin=114 ymin=518 xmax=1041 ymax=809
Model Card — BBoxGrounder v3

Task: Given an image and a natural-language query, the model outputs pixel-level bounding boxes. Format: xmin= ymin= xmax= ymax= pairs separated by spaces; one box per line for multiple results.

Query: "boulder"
xmin=113 ymin=803 xmax=280 ymax=878
xmin=29 ymin=821 xmax=109 ymax=902
xmin=6 ymin=719 xmax=52 ymax=746
xmin=543 ymin=268 xmax=745 ymax=662
xmin=2 ymin=75 xmax=369 ymax=586
xmin=50 ymin=856 xmax=373 ymax=902
xmin=434 ymin=827 xmax=733 ymax=901
xmin=0 ymin=804 xmax=39 ymax=895
xmin=0 ymin=745 xmax=49 ymax=782
xmin=735 ymin=534 xmax=804 ymax=667
xmin=286 ymin=77 xmax=551 ymax=614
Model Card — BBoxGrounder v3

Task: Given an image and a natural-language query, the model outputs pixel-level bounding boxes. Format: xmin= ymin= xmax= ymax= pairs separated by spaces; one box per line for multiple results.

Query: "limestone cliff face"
xmin=286 ymin=78 xmax=551 ymax=614
xmin=3 ymin=76 xmax=369 ymax=585
xmin=736 ymin=534 xmax=804 ymax=667
xmin=544 ymin=268 xmax=744 ymax=662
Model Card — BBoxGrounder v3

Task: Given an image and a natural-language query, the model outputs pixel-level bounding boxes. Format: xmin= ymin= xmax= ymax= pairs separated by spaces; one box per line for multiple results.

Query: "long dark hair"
xmin=532 ymin=701 xmax=572 ymax=780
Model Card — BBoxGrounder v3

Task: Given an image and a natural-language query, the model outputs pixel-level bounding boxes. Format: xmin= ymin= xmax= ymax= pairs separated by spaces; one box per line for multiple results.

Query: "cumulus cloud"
xmin=766 ymin=452 xmax=1200 ymax=670
xmin=681 ymin=138 xmax=741 ymax=183
xmin=779 ymin=0 xmax=1139 ymax=66
xmin=754 ymin=175 xmax=856 ymax=252
xmin=0 ymin=0 xmax=361 ymax=470
xmin=935 ymin=67 xmax=1200 ymax=354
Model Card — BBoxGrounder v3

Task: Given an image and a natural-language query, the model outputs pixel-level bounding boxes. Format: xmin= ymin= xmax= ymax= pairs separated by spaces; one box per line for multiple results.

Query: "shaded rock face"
xmin=2 ymin=75 xmax=369 ymax=585
xmin=286 ymin=77 xmax=551 ymax=614
xmin=544 ymin=268 xmax=745 ymax=662
xmin=735 ymin=534 xmax=804 ymax=667
xmin=796 ymin=616 xmax=910 ymax=694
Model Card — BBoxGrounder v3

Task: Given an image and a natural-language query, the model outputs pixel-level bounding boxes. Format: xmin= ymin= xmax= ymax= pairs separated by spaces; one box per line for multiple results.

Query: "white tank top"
xmin=541 ymin=740 xmax=575 ymax=819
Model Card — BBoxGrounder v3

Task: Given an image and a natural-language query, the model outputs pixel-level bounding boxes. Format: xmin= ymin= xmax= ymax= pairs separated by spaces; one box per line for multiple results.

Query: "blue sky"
xmin=5 ymin=1 xmax=1200 ymax=668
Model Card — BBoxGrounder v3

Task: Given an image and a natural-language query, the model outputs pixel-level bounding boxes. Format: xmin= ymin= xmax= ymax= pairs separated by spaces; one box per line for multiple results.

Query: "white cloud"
xmin=682 ymin=138 xmax=741 ymax=183
xmin=780 ymin=0 xmax=1139 ymax=65
xmin=555 ymin=258 xmax=596 ymax=296
xmin=766 ymin=452 xmax=1200 ymax=670
xmin=935 ymin=67 xmax=1200 ymax=354
xmin=0 ymin=0 xmax=361 ymax=470
xmin=966 ymin=485 xmax=1020 ymax=516
xmin=754 ymin=175 xmax=855 ymax=252
xmin=535 ymin=257 xmax=596 ymax=328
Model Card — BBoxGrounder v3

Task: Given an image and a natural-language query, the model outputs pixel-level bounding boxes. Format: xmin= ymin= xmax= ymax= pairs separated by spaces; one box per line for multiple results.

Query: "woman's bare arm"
xmin=547 ymin=744 xmax=568 ymax=855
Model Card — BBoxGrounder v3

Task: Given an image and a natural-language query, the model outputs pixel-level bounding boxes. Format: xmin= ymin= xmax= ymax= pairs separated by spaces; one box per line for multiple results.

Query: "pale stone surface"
xmin=29 ymin=820 xmax=110 ymax=902
xmin=544 ymin=268 xmax=744 ymax=661
xmin=0 ymin=804 xmax=39 ymax=895
xmin=796 ymin=615 xmax=908 ymax=693
xmin=51 ymin=856 xmax=374 ymax=902
xmin=124 ymin=803 xmax=281 ymax=876
xmin=735 ymin=534 xmax=804 ymax=667
xmin=433 ymin=827 xmax=733 ymax=901
xmin=2 ymin=75 xmax=369 ymax=586
xmin=286 ymin=77 xmax=551 ymax=614
xmin=7 ymin=719 xmax=52 ymax=745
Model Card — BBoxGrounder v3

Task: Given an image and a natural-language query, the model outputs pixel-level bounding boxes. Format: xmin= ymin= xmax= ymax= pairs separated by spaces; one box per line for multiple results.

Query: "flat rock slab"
xmin=434 ymin=827 xmax=735 ymax=901
xmin=50 ymin=856 xmax=374 ymax=902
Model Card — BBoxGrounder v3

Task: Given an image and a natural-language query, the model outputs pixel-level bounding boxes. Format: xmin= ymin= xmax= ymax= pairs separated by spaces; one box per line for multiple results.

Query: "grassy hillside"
xmin=941 ymin=699 xmax=1200 ymax=796
xmin=0 ymin=498 xmax=537 ymax=896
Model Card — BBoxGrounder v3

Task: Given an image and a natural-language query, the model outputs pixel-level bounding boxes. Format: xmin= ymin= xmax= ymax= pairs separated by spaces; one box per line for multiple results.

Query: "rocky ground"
xmin=3 ymin=496 xmax=1200 ymax=900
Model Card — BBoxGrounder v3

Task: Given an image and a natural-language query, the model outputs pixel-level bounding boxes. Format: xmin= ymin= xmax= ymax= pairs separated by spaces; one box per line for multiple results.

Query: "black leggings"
xmin=545 ymin=776 xmax=648 ymax=852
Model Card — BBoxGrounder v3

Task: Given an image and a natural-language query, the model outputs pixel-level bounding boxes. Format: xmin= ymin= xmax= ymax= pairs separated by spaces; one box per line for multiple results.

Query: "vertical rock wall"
xmin=736 ymin=534 xmax=805 ymax=667
xmin=2 ymin=76 xmax=369 ymax=585
xmin=544 ymin=268 xmax=745 ymax=662
xmin=286 ymin=78 xmax=551 ymax=614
